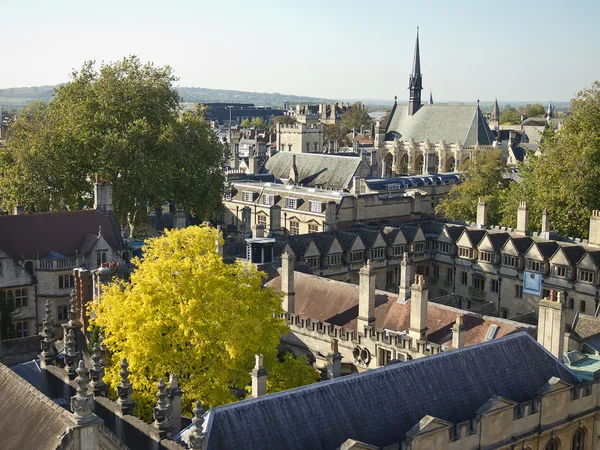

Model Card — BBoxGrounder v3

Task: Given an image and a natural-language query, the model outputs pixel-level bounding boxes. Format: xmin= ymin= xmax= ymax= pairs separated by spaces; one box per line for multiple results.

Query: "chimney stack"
xmin=326 ymin=339 xmax=342 ymax=379
xmin=281 ymin=251 xmax=295 ymax=314
xmin=516 ymin=201 xmax=528 ymax=236
xmin=408 ymin=274 xmax=429 ymax=342
xmin=357 ymin=260 xmax=376 ymax=333
xmin=451 ymin=314 xmax=465 ymax=349
xmin=540 ymin=209 xmax=550 ymax=239
xmin=352 ymin=176 xmax=361 ymax=195
xmin=250 ymin=354 xmax=267 ymax=398
xmin=589 ymin=210 xmax=600 ymax=247
xmin=324 ymin=201 xmax=337 ymax=232
xmin=537 ymin=289 xmax=565 ymax=359
xmin=93 ymin=175 xmax=113 ymax=213
xmin=476 ymin=198 xmax=487 ymax=228
xmin=252 ymin=224 xmax=265 ymax=239
xmin=398 ymin=252 xmax=412 ymax=303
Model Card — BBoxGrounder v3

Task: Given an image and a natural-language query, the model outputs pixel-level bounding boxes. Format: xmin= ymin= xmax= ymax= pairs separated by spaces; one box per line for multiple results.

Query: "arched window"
xmin=572 ymin=427 xmax=586 ymax=450
xmin=445 ymin=156 xmax=456 ymax=173
xmin=399 ymin=154 xmax=408 ymax=175
xmin=545 ymin=437 xmax=559 ymax=450
xmin=415 ymin=154 xmax=424 ymax=174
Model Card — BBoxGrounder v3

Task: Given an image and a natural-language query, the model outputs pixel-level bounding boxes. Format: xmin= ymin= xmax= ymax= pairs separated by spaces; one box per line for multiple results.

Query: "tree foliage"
xmin=523 ymin=103 xmax=546 ymax=118
xmin=240 ymin=117 xmax=268 ymax=129
xmin=341 ymin=103 xmax=371 ymax=130
xmin=273 ymin=115 xmax=297 ymax=126
xmin=90 ymin=226 xmax=319 ymax=419
xmin=436 ymin=150 xmax=507 ymax=224
xmin=0 ymin=56 xmax=227 ymax=231
xmin=324 ymin=124 xmax=351 ymax=150
xmin=499 ymin=108 xmax=521 ymax=125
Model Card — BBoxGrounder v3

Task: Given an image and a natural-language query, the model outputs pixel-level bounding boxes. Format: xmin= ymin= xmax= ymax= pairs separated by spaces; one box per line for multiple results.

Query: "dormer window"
xmin=552 ymin=265 xmax=571 ymax=279
xmin=479 ymin=251 xmax=494 ymax=263
xmin=438 ymin=242 xmax=451 ymax=253
xmin=309 ymin=200 xmax=323 ymax=213
xmin=305 ymin=257 xmax=320 ymax=269
xmin=392 ymin=245 xmax=405 ymax=256
xmin=327 ymin=254 xmax=341 ymax=266
xmin=285 ymin=197 xmax=298 ymax=209
xmin=526 ymin=260 xmax=542 ymax=273
xmin=242 ymin=191 xmax=255 ymax=202
xmin=348 ymin=250 xmax=363 ymax=263
xmin=503 ymin=255 xmax=517 ymax=268
xmin=413 ymin=243 xmax=424 ymax=253
xmin=372 ymin=248 xmax=385 ymax=260
xmin=578 ymin=270 xmax=598 ymax=284
xmin=458 ymin=247 xmax=474 ymax=259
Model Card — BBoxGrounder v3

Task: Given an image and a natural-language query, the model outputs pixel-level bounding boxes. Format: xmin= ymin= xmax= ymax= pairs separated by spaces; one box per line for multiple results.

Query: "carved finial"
xmin=331 ymin=338 xmax=339 ymax=354
xmin=40 ymin=300 xmax=56 ymax=359
xmin=68 ymin=290 xmax=80 ymax=328
xmin=168 ymin=373 xmax=179 ymax=389
xmin=153 ymin=378 xmax=172 ymax=438
xmin=557 ymin=291 xmax=565 ymax=304
xmin=90 ymin=343 xmax=106 ymax=396
xmin=116 ymin=358 xmax=135 ymax=415
xmin=65 ymin=329 xmax=78 ymax=379
xmin=188 ymin=401 xmax=207 ymax=449
xmin=366 ymin=259 xmax=372 ymax=269
xmin=71 ymin=360 xmax=94 ymax=424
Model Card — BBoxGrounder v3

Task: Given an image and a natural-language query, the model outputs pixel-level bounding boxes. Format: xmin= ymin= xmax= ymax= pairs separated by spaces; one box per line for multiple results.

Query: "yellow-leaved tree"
xmin=91 ymin=226 xmax=319 ymax=419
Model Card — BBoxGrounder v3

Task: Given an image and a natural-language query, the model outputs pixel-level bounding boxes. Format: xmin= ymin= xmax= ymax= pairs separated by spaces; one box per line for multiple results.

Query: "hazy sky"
xmin=2 ymin=0 xmax=599 ymax=102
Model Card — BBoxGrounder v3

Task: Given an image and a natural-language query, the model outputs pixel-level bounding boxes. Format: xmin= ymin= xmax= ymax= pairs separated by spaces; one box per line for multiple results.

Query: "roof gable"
xmin=304 ymin=241 xmax=321 ymax=258
xmin=477 ymin=234 xmax=495 ymax=252
xmin=349 ymin=236 xmax=366 ymax=252
xmin=550 ymin=247 xmax=572 ymax=266
xmin=524 ymin=243 xmax=545 ymax=261
xmin=371 ymin=233 xmax=387 ymax=249
xmin=437 ymin=227 xmax=454 ymax=244
xmin=328 ymin=238 xmax=343 ymax=255
xmin=577 ymin=253 xmax=599 ymax=271
xmin=412 ymin=227 xmax=426 ymax=243
xmin=392 ymin=230 xmax=407 ymax=246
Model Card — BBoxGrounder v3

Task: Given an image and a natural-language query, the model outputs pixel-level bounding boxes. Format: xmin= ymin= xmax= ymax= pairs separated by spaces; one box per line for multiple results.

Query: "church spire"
xmin=547 ymin=101 xmax=553 ymax=122
xmin=428 ymin=90 xmax=433 ymax=105
xmin=408 ymin=27 xmax=423 ymax=116
xmin=492 ymin=98 xmax=500 ymax=121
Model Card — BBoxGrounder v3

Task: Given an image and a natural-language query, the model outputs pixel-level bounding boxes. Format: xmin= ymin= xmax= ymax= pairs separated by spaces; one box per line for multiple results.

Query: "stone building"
xmin=292 ymin=102 xmax=352 ymax=125
xmin=174 ymin=333 xmax=598 ymax=450
xmin=275 ymin=122 xmax=324 ymax=153
xmin=375 ymin=30 xmax=498 ymax=177
xmin=0 ymin=179 xmax=128 ymax=362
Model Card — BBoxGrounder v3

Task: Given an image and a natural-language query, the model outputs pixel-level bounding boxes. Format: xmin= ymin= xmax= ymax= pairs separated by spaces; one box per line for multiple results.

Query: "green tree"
xmin=0 ymin=56 xmax=227 ymax=233
xmin=436 ymin=150 xmax=507 ymax=224
xmin=341 ymin=103 xmax=371 ymax=130
xmin=499 ymin=108 xmax=521 ymax=125
xmin=273 ymin=115 xmax=297 ymax=126
xmin=524 ymin=103 xmax=546 ymax=118
xmin=324 ymin=124 xmax=351 ymax=150
xmin=240 ymin=117 xmax=268 ymax=129
xmin=500 ymin=81 xmax=600 ymax=238
xmin=91 ymin=226 xmax=319 ymax=419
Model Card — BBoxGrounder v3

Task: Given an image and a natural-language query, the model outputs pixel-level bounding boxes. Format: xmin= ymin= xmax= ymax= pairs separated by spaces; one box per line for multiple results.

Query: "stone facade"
xmin=276 ymin=122 xmax=324 ymax=153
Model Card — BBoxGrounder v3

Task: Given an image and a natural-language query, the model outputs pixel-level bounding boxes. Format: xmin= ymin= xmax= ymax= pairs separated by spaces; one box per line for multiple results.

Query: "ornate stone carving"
xmin=65 ymin=329 xmax=78 ymax=380
xmin=40 ymin=300 xmax=56 ymax=362
xmin=89 ymin=342 xmax=107 ymax=396
xmin=188 ymin=401 xmax=207 ymax=450
xmin=153 ymin=378 xmax=172 ymax=438
xmin=116 ymin=358 xmax=135 ymax=415
xmin=71 ymin=361 xmax=94 ymax=424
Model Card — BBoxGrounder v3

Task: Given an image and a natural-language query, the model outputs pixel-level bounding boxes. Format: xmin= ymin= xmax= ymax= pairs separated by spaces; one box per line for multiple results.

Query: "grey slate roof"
xmin=264 ymin=152 xmax=363 ymax=190
xmin=386 ymin=104 xmax=495 ymax=146
xmin=182 ymin=333 xmax=577 ymax=450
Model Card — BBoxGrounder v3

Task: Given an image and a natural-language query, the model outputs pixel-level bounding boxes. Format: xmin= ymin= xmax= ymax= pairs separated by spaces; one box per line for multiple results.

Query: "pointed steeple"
xmin=428 ymin=90 xmax=433 ymax=105
xmin=547 ymin=101 xmax=553 ymax=122
xmin=492 ymin=98 xmax=500 ymax=121
xmin=408 ymin=27 xmax=423 ymax=116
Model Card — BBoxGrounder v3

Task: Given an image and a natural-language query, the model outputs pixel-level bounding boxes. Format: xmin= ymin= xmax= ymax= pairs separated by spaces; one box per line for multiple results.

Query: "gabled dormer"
xmin=456 ymin=229 xmax=486 ymax=260
xmin=346 ymin=235 xmax=366 ymax=265
xmin=411 ymin=227 xmax=426 ymax=254
xmin=524 ymin=241 xmax=559 ymax=275
xmin=369 ymin=233 xmax=387 ymax=260
xmin=476 ymin=233 xmax=506 ymax=265
xmin=436 ymin=226 xmax=456 ymax=255
xmin=549 ymin=246 xmax=585 ymax=281
xmin=302 ymin=240 xmax=321 ymax=270
xmin=324 ymin=238 xmax=343 ymax=267
xmin=576 ymin=251 xmax=600 ymax=285
xmin=389 ymin=229 xmax=407 ymax=258
xmin=500 ymin=236 xmax=532 ymax=270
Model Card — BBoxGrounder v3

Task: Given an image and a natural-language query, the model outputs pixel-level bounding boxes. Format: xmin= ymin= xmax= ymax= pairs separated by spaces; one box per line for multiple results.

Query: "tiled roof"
xmin=0 ymin=210 xmax=123 ymax=260
xmin=560 ymin=245 xmax=587 ymax=265
xmin=511 ymin=237 xmax=534 ymax=255
xmin=0 ymin=363 xmax=73 ymax=449
xmin=486 ymin=232 xmax=510 ymax=250
xmin=571 ymin=312 xmax=600 ymax=341
xmin=266 ymin=271 xmax=534 ymax=347
xmin=386 ymin=104 xmax=495 ymax=146
xmin=183 ymin=334 xmax=577 ymax=450
xmin=264 ymin=152 xmax=363 ymax=190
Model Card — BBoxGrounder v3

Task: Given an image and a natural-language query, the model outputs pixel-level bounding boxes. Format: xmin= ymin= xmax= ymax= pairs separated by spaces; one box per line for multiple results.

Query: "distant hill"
xmin=0 ymin=85 xmax=334 ymax=111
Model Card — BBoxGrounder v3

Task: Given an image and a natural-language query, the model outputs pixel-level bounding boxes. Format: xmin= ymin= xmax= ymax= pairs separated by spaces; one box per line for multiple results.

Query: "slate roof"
xmin=0 ymin=210 xmax=123 ymax=260
xmin=182 ymin=334 xmax=577 ymax=450
xmin=266 ymin=271 xmax=534 ymax=346
xmin=0 ymin=363 xmax=73 ymax=450
xmin=559 ymin=244 xmax=587 ymax=266
xmin=462 ymin=229 xmax=487 ymax=246
xmin=386 ymin=104 xmax=495 ymax=146
xmin=511 ymin=237 xmax=534 ymax=255
xmin=533 ymin=241 xmax=561 ymax=260
xmin=486 ymin=232 xmax=510 ymax=250
xmin=264 ymin=152 xmax=363 ymax=190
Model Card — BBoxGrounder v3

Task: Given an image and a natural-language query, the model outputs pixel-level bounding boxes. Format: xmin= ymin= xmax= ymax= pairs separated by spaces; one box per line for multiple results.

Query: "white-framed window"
xmin=257 ymin=215 xmax=267 ymax=227
xmin=438 ymin=242 xmax=451 ymax=253
xmin=372 ymin=248 xmax=385 ymax=260
xmin=96 ymin=251 xmax=107 ymax=267
xmin=459 ymin=247 xmax=474 ymax=259
xmin=289 ymin=220 xmax=300 ymax=235
xmin=526 ymin=260 xmax=541 ymax=273
xmin=578 ymin=270 xmax=598 ymax=284
xmin=58 ymin=304 xmax=68 ymax=321
xmin=59 ymin=275 xmax=74 ymax=290
xmin=309 ymin=200 xmax=323 ymax=213
xmin=348 ymin=250 xmax=363 ymax=263
xmin=503 ymin=255 xmax=517 ymax=268
xmin=263 ymin=194 xmax=274 ymax=206
xmin=552 ymin=265 xmax=571 ymax=278
xmin=327 ymin=254 xmax=341 ymax=266
xmin=15 ymin=321 xmax=29 ymax=338
xmin=479 ymin=251 xmax=494 ymax=263
xmin=285 ymin=197 xmax=297 ymax=209
xmin=305 ymin=257 xmax=320 ymax=269
xmin=308 ymin=223 xmax=318 ymax=233
xmin=413 ymin=243 xmax=424 ymax=253
xmin=392 ymin=245 xmax=405 ymax=256
xmin=242 ymin=191 xmax=254 ymax=202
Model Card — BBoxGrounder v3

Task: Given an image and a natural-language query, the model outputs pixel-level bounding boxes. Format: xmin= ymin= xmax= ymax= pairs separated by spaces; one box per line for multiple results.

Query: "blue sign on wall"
xmin=523 ymin=271 xmax=542 ymax=296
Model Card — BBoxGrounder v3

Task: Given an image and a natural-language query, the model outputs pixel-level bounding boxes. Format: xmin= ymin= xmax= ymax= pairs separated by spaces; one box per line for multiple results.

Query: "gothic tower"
xmin=408 ymin=28 xmax=423 ymax=116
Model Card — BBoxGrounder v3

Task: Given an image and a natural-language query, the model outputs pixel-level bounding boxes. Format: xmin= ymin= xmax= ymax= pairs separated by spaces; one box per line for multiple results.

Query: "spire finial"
xmin=68 ymin=289 xmax=81 ymax=328
xmin=188 ymin=401 xmax=207 ymax=449
xmin=90 ymin=342 xmax=107 ymax=396
xmin=116 ymin=358 xmax=135 ymax=415
xmin=71 ymin=360 xmax=94 ymax=424
xmin=40 ymin=299 xmax=57 ymax=361
xmin=65 ymin=329 xmax=78 ymax=379
xmin=153 ymin=378 xmax=172 ymax=438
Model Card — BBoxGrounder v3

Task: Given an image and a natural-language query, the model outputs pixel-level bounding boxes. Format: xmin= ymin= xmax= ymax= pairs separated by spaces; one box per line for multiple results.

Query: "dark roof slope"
xmin=0 ymin=210 xmax=123 ymax=260
xmin=197 ymin=334 xmax=577 ymax=450
xmin=0 ymin=363 xmax=73 ymax=449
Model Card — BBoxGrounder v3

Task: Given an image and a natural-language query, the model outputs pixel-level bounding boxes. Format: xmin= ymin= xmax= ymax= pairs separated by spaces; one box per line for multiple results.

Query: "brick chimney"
xmin=93 ymin=175 xmax=113 ymax=213
xmin=398 ymin=252 xmax=412 ymax=303
xmin=476 ymin=198 xmax=487 ymax=228
xmin=281 ymin=251 xmax=295 ymax=314
xmin=250 ymin=354 xmax=267 ymax=398
xmin=537 ymin=289 xmax=565 ymax=359
xmin=516 ymin=201 xmax=528 ymax=236
xmin=357 ymin=260 xmax=376 ymax=333
xmin=408 ymin=274 xmax=429 ymax=342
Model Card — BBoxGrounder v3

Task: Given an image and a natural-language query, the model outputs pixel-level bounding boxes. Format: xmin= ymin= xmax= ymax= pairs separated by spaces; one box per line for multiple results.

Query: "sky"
xmin=2 ymin=0 xmax=599 ymax=103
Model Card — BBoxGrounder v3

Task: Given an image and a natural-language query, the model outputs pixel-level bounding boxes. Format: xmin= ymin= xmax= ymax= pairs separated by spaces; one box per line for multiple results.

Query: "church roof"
xmin=386 ymin=104 xmax=495 ymax=146
xmin=0 ymin=210 xmax=123 ymax=260
xmin=264 ymin=152 xmax=363 ymax=190
xmin=188 ymin=333 xmax=577 ymax=450
xmin=0 ymin=363 xmax=73 ymax=450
